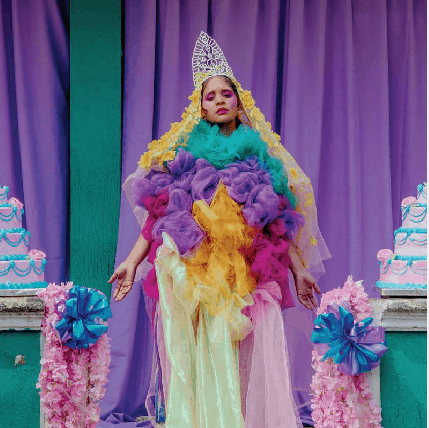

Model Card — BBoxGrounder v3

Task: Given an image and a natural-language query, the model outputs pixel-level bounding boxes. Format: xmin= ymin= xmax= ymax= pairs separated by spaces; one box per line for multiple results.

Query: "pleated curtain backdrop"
xmin=0 ymin=0 xmax=70 ymax=284
xmin=101 ymin=0 xmax=426 ymax=425
xmin=0 ymin=0 xmax=425 ymax=426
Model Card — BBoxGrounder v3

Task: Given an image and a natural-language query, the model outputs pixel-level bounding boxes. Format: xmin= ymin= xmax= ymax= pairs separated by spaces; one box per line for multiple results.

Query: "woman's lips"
xmin=216 ymin=109 xmax=229 ymax=115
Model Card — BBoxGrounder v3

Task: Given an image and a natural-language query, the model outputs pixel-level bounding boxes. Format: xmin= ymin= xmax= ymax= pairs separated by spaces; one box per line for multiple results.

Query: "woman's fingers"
xmin=114 ymin=280 xmax=133 ymax=301
xmin=110 ymin=262 xmax=136 ymax=302
xmin=108 ymin=272 xmax=119 ymax=284
xmin=109 ymin=263 xmax=128 ymax=285
xmin=313 ymin=282 xmax=322 ymax=294
xmin=296 ymin=273 xmax=319 ymax=310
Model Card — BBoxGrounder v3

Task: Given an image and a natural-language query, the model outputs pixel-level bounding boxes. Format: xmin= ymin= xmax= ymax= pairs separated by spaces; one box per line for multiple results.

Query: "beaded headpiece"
xmin=192 ymin=31 xmax=235 ymax=89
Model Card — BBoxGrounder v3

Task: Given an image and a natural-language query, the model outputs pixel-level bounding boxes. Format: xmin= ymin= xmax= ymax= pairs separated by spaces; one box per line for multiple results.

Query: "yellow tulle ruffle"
xmin=183 ymin=184 xmax=258 ymax=315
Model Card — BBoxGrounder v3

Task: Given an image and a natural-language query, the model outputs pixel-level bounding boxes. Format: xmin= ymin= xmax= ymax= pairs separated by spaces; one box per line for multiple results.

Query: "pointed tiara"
xmin=192 ymin=31 xmax=235 ymax=89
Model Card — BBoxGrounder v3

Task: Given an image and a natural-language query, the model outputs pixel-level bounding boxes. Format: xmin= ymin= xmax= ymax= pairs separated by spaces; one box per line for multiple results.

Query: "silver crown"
xmin=192 ymin=31 xmax=235 ymax=89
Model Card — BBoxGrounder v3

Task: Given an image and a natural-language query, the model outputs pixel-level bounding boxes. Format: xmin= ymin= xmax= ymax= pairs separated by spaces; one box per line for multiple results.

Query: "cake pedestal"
xmin=368 ymin=297 xmax=427 ymax=427
xmin=0 ymin=289 xmax=45 ymax=297
xmin=373 ymin=286 xmax=427 ymax=298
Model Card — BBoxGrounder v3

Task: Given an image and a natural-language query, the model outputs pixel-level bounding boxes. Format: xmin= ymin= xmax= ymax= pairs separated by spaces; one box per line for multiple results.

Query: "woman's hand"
xmin=293 ymin=270 xmax=321 ymax=310
xmin=109 ymin=234 xmax=150 ymax=302
xmin=287 ymin=240 xmax=321 ymax=310
xmin=109 ymin=261 xmax=137 ymax=302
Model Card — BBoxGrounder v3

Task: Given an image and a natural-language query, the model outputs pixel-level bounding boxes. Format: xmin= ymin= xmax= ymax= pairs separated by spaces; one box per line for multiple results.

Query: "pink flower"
xmin=28 ymin=249 xmax=47 ymax=261
xmin=9 ymin=197 xmax=24 ymax=210
xmin=401 ymin=196 xmax=417 ymax=206
xmin=311 ymin=276 xmax=383 ymax=428
xmin=377 ymin=249 xmax=393 ymax=264
xmin=37 ymin=282 xmax=110 ymax=427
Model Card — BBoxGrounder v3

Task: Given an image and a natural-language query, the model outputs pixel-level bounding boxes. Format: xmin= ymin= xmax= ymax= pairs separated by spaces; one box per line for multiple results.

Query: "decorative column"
xmin=369 ymin=294 xmax=427 ymax=427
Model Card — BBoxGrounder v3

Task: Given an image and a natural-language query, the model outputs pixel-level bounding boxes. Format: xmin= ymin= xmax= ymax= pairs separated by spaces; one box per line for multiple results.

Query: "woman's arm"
xmin=288 ymin=241 xmax=321 ymax=310
xmin=108 ymin=234 xmax=151 ymax=301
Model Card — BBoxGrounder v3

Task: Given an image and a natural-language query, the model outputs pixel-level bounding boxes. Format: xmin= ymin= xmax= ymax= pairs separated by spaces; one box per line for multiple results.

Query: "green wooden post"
xmin=0 ymin=331 xmax=41 ymax=428
xmin=69 ymin=0 xmax=122 ymax=298
xmin=380 ymin=332 xmax=427 ymax=427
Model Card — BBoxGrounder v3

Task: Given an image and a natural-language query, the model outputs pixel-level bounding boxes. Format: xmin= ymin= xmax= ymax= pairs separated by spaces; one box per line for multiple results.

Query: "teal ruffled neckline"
xmin=179 ymin=119 xmax=296 ymax=207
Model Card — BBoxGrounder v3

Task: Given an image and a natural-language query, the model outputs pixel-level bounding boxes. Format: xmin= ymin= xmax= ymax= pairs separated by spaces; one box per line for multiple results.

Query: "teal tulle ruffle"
xmin=178 ymin=119 xmax=297 ymax=207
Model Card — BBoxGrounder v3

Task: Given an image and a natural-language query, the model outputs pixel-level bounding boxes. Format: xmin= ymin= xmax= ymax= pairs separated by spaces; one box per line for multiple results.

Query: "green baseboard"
xmin=380 ymin=331 xmax=427 ymax=427
xmin=0 ymin=331 xmax=41 ymax=428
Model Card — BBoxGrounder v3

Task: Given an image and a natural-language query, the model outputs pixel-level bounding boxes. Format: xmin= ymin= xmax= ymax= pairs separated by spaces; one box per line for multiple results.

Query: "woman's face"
xmin=201 ymin=76 xmax=239 ymax=125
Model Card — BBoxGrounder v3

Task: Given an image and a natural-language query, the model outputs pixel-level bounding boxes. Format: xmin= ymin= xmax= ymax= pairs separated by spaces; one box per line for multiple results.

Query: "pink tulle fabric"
xmin=140 ymin=192 xmax=169 ymax=300
xmin=243 ymin=232 xmax=295 ymax=309
xmin=240 ymin=282 xmax=303 ymax=428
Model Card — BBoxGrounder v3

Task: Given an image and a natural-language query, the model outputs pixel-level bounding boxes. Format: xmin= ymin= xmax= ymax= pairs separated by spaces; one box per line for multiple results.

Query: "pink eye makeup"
xmin=205 ymin=90 xmax=234 ymax=101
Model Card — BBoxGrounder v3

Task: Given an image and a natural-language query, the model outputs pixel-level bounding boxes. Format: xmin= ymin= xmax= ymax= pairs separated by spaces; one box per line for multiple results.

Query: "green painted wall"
xmin=0 ymin=331 xmax=41 ymax=428
xmin=69 ymin=0 xmax=122 ymax=299
xmin=380 ymin=331 xmax=427 ymax=427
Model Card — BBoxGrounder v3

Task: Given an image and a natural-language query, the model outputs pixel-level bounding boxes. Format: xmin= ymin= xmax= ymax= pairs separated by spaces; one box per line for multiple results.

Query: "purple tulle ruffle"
xmin=132 ymin=170 xmax=173 ymax=205
xmin=152 ymin=210 xmax=205 ymax=255
xmin=242 ymin=184 xmax=280 ymax=229
xmin=191 ymin=160 xmax=219 ymax=203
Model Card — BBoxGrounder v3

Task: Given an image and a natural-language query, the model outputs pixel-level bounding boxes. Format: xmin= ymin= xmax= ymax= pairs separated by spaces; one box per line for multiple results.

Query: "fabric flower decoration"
xmin=242 ymin=184 xmax=280 ymax=228
xmin=168 ymin=149 xmax=197 ymax=192
xmin=141 ymin=190 xmax=169 ymax=219
xmin=166 ymin=188 xmax=193 ymax=214
xmin=401 ymin=196 xmax=417 ymax=206
xmin=168 ymin=148 xmax=196 ymax=179
xmin=311 ymin=301 xmax=388 ymax=375
xmin=152 ymin=210 xmax=205 ymax=255
xmin=140 ymin=190 xmax=169 ymax=243
xmin=150 ymin=171 xmax=173 ymax=192
xmin=54 ymin=286 xmax=112 ymax=349
xmin=191 ymin=160 xmax=219 ymax=203
xmin=9 ymin=197 xmax=24 ymax=211
xmin=377 ymin=249 xmax=393 ymax=264
xmin=28 ymin=249 xmax=47 ymax=261
xmin=227 ymin=171 xmax=261 ymax=204
xmin=132 ymin=170 xmax=173 ymax=205
xmin=275 ymin=195 xmax=305 ymax=240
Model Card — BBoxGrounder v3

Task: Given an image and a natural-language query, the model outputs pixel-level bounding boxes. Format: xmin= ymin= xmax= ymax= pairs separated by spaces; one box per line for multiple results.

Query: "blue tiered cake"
xmin=0 ymin=185 xmax=47 ymax=295
xmin=375 ymin=183 xmax=427 ymax=296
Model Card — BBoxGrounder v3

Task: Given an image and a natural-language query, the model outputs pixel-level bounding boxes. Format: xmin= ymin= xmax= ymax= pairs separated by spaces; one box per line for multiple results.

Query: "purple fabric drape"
xmin=101 ymin=0 xmax=426 ymax=426
xmin=0 ymin=0 xmax=69 ymax=284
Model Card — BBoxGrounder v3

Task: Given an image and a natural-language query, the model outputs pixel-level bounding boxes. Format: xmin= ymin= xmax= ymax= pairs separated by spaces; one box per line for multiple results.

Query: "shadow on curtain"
xmin=0 ymin=0 xmax=70 ymax=283
xmin=100 ymin=0 xmax=426 ymax=426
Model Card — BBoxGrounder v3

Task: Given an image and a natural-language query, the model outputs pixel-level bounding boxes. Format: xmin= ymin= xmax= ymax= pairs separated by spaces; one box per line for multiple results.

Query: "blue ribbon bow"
xmin=54 ymin=286 xmax=112 ymax=349
xmin=311 ymin=302 xmax=388 ymax=375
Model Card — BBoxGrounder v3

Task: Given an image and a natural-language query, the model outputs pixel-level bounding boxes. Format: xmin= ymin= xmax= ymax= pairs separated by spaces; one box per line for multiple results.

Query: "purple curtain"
xmin=101 ymin=0 xmax=426 ymax=426
xmin=0 ymin=0 xmax=69 ymax=284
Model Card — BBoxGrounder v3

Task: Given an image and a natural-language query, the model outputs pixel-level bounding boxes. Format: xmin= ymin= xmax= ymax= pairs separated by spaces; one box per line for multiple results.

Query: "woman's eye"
xmin=224 ymin=93 xmax=232 ymax=98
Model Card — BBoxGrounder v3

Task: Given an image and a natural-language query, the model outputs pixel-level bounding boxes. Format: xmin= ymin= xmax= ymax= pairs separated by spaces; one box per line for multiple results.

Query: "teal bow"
xmin=311 ymin=302 xmax=388 ymax=375
xmin=54 ymin=286 xmax=112 ymax=349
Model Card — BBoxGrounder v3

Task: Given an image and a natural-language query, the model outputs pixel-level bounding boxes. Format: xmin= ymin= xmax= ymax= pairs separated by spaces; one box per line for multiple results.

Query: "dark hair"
xmin=201 ymin=75 xmax=240 ymax=100
xmin=201 ymin=75 xmax=242 ymax=127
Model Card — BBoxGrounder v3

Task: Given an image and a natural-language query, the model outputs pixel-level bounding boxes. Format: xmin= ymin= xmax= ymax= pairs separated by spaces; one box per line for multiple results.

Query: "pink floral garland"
xmin=310 ymin=276 xmax=383 ymax=428
xmin=36 ymin=282 xmax=111 ymax=428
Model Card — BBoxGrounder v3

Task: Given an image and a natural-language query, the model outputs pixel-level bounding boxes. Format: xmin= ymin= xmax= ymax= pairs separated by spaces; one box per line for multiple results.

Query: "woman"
xmin=109 ymin=32 xmax=329 ymax=428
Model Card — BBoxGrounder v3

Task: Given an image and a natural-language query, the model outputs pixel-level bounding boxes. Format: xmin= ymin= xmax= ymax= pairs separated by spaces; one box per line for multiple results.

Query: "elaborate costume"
xmin=123 ymin=32 xmax=330 ymax=428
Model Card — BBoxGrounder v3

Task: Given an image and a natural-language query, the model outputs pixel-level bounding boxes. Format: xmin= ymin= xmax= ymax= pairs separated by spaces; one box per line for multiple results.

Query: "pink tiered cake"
xmin=376 ymin=183 xmax=427 ymax=292
xmin=0 ymin=184 xmax=47 ymax=292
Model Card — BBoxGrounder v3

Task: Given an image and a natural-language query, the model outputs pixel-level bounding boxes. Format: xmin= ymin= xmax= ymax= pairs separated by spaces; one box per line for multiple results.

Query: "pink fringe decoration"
xmin=37 ymin=282 xmax=111 ymax=428
xmin=310 ymin=276 xmax=383 ymax=428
